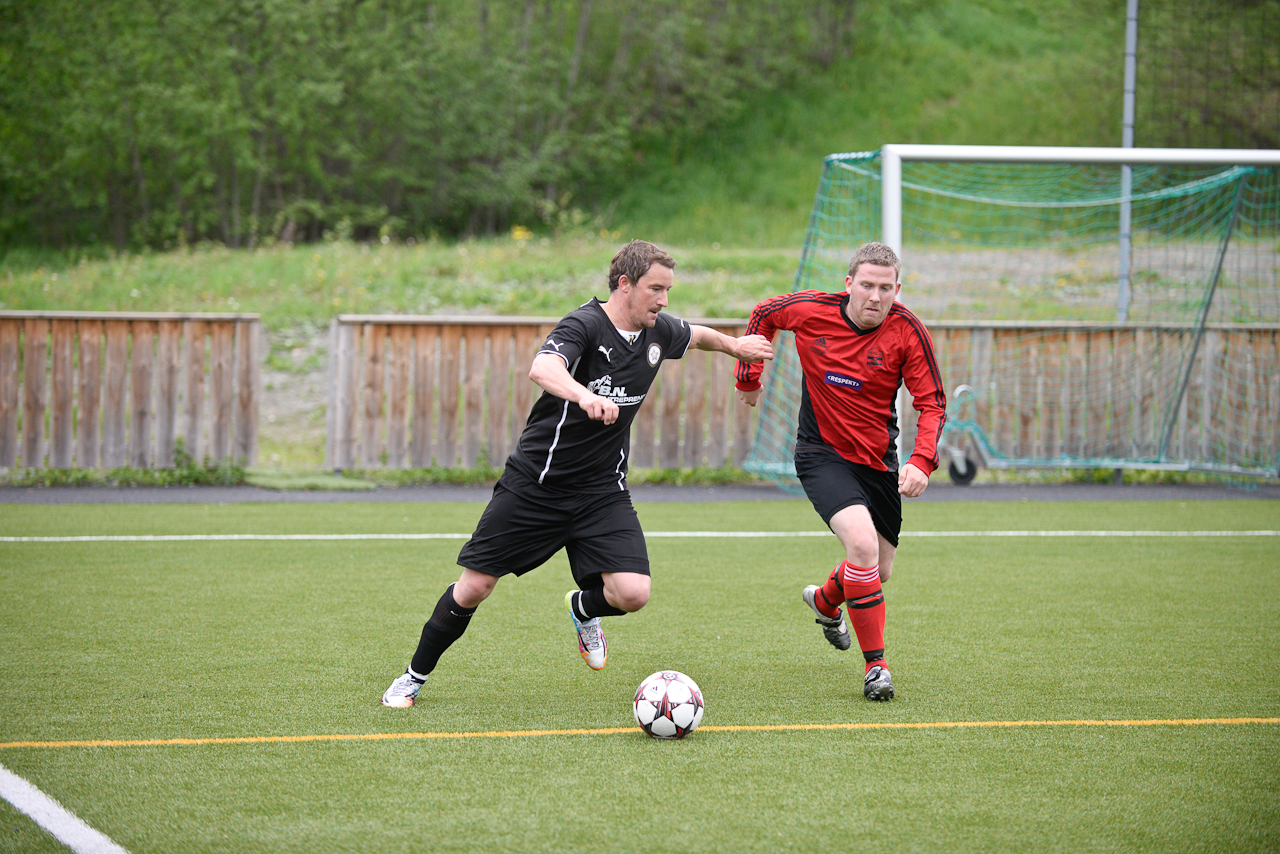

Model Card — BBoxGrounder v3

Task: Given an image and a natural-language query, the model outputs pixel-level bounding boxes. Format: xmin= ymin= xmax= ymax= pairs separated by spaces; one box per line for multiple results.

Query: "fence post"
xmin=21 ymin=318 xmax=48 ymax=467
xmin=0 ymin=320 xmax=18 ymax=467
xmin=50 ymin=319 xmax=75 ymax=468
xmin=76 ymin=321 xmax=102 ymax=468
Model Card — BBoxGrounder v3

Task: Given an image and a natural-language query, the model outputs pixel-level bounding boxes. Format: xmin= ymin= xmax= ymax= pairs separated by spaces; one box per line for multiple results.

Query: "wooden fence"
xmin=9 ymin=311 xmax=1271 ymax=475
xmin=0 ymin=312 xmax=260 ymax=469
xmin=330 ymin=317 xmax=1279 ymax=475
xmin=326 ymin=316 xmax=758 ymax=470
xmin=908 ymin=321 xmax=1280 ymax=471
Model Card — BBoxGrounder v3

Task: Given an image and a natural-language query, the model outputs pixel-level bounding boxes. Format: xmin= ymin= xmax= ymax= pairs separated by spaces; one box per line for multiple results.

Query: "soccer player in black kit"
xmin=383 ymin=240 xmax=773 ymax=707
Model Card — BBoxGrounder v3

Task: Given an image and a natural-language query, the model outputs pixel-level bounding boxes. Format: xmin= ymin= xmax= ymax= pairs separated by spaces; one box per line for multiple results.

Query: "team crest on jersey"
xmin=867 ymin=347 xmax=884 ymax=369
xmin=810 ymin=336 xmax=829 ymax=354
xmin=647 ymin=343 xmax=661 ymax=366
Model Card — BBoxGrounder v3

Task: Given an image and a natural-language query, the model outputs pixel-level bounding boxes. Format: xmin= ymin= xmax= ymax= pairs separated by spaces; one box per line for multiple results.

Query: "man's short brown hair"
xmin=848 ymin=242 xmax=901 ymax=280
xmin=608 ymin=240 xmax=676 ymax=291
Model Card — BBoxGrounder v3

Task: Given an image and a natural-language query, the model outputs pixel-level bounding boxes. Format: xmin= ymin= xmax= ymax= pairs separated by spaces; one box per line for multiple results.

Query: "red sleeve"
xmin=734 ymin=293 xmax=792 ymax=391
xmin=898 ymin=313 xmax=947 ymax=476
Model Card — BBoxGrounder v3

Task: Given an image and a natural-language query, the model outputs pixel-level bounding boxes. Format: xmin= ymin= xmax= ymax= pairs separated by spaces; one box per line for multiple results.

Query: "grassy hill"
xmin=614 ymin=0 xmax=1125 ymax=247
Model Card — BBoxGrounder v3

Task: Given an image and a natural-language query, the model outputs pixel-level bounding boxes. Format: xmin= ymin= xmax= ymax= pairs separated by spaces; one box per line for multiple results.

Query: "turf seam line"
xmin=0 ymin=761 xmax=130 ymax=853
xmin=3 ymin=718 xmax=1277 ymax=749
xmin=2 ymin=530 xmax=1278 ymax=542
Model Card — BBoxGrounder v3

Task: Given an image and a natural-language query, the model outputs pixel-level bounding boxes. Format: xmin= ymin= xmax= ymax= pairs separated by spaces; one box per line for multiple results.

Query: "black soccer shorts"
xmin=456 ymin=462 xmax=650 ymax=585
xmin=794 ymin=444 xmax=902 ymax=548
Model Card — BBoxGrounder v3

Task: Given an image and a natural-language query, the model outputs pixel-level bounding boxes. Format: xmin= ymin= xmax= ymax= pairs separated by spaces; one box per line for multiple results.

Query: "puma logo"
xmin=545 ymin=339 xmax=564 ymax=351
xmin=598 ymin=345 xmax=613 ymax=362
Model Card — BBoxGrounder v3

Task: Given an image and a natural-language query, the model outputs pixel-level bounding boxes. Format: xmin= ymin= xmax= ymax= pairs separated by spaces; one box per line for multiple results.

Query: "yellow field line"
xmin=3 ymin=717 xmax=1276 ymax=750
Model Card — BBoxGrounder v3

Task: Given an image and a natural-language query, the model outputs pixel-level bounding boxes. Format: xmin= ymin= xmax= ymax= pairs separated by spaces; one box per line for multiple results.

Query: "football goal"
xmin=744 ymin=145 xmax=1280 ymax=487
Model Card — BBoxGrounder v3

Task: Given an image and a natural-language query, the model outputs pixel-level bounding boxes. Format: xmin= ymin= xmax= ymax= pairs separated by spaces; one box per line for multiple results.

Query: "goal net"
xmin=744 ymin=148 xmax=1280 ymax=487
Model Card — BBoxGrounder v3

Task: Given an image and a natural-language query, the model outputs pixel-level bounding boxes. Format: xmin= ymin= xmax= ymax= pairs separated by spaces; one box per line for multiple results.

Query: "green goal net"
xmin=744 ymin=151 xmax=1280 ymax=487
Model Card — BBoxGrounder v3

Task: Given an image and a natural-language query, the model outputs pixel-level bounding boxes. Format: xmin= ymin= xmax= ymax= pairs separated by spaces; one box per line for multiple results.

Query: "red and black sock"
xmin=840 ymin=562 xmax=887 ymax=673
xmin=810 ymin=562 xmax=845 ymax=619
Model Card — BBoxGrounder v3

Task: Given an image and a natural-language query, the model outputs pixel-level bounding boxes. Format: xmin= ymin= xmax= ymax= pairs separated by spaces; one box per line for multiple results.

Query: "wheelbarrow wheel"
xmin=947 ymin=456 xmax=978 ymax=486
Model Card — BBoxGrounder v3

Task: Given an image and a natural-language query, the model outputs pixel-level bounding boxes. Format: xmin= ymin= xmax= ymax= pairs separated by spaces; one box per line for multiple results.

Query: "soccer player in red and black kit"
xmin=735 ymin=242 xmax=945 ymax=701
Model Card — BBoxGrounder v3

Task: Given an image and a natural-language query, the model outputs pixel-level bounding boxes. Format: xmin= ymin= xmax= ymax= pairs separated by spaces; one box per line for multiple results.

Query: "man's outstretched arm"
xmin=689 ymin=325 xmax=773 ymax=363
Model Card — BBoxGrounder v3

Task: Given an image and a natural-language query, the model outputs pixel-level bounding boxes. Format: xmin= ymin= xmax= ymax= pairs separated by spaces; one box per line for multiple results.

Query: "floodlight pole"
xmin=1118 ymin=0 xmax=1139 ymax=322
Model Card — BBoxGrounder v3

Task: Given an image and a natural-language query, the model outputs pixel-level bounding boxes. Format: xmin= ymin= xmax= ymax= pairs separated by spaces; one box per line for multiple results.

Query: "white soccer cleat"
xmin=802 ymin=585 xmax=852 ymax=650
xmin=381 ymin=671 xmax=425 ymax=708
xmin=566 ymin=591 xmax=608 ymax=670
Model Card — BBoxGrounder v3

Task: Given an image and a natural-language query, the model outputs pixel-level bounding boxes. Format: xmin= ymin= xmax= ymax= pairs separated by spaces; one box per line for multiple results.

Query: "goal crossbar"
xmin=873 ymin=145 xmax=1280 ymax=255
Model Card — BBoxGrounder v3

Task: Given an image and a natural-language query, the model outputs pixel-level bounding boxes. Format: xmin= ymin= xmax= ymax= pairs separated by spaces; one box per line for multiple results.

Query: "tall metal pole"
xmin=1118 ymin=0 xmax=1139 ymax=321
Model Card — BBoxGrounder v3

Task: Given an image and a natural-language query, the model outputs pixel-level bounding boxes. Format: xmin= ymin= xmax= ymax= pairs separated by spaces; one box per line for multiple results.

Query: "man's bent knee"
xmin=454 ymin=568 xmax=498 ymax=609
xmin=830 ymin=506 xmax=880 ymax=567
xmin=602 ymin=572 xmax=650 ymax=612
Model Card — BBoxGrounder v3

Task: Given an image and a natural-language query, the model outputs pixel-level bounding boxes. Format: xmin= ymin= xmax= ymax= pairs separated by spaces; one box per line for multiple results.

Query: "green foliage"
xmin=615 ymin=0 xmax=1134 ymax=245
xmin=0 ymin=0 xmax=856 ymax=250
xmin=343 ymin=466 xmax=505 ymax=487
xmin=0 ymin=438 xmax=246 ymax=486
xmin=2 ymin=0 xmax=1274 ymax=253
xmin=1136 ymin=0 xmax=1280 ymax=149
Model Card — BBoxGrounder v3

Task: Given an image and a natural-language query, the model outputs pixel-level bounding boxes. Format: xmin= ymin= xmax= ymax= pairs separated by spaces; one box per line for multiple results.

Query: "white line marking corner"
xmin=0 ymin=762 xmax=130 ymax=854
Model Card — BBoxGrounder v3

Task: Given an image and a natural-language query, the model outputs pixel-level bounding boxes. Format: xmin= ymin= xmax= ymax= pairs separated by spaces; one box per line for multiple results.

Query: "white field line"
xmin=0 ymin=530 xmax=1277 ymax=543
xmin=0 ymin=762 xmax=130 ymax=854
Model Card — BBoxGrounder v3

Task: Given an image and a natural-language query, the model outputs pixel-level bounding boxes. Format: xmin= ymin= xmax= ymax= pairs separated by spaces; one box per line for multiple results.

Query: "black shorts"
xmin=456 ymin=462 xmax=649 ymax=587
xmin=794 ymin=445 xmax=902 ymax=547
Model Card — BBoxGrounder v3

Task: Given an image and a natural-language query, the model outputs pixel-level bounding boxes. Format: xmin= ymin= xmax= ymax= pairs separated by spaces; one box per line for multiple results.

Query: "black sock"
xmin=575 ymin=586 xmax=626 ymax=620
xmin=409 ymin=583 xmax=477 ymax=678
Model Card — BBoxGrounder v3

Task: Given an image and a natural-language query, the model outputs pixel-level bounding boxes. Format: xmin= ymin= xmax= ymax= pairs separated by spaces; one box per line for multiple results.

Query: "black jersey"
xmin=507 ymin=298 xmax=693 ymax=492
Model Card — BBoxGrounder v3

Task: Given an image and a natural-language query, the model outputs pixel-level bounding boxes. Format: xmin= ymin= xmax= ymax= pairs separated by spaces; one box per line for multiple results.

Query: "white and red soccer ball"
xmin=633 ymin=670 xmax=704 ymax=739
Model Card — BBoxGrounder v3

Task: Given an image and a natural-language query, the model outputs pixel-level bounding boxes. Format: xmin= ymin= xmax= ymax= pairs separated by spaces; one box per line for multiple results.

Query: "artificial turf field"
xmin=1 ymin=498 xmax=1277 ymax=854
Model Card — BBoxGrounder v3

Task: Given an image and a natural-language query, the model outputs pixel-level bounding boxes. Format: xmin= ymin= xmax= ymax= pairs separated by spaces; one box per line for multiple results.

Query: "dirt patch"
xmin=259 ymin=326 xmax=331 ymax=467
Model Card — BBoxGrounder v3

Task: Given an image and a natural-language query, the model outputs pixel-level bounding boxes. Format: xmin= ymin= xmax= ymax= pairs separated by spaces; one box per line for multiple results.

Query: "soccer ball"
xmin=633 ymin=670 xmax=704 ymax=739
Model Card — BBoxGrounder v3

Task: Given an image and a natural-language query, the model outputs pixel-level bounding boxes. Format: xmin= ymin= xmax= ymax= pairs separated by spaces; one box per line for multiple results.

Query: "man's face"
xmin=619 ymin=264 xmax=674 ymax=329
xmin=844 ymin=263 xmax=901 ymax=330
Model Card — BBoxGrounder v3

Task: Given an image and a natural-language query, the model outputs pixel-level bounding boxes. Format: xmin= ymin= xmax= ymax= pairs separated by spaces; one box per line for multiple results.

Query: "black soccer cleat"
xmin=863 ymin=665 xmax=894 ymax=701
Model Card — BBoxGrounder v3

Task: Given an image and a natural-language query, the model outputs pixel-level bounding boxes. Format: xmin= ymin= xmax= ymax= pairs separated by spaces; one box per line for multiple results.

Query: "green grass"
xmin=0 ymin=237 xmax=799 ymax=335
xmin=1 ymin=499 xmax=1278 ymax=853
xmin=616 ymin=0 xmax=1125 ymax=246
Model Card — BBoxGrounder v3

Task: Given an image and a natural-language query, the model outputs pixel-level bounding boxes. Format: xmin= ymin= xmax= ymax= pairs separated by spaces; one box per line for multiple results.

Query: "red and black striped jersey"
xmin=735 ymin=290 xmax=946 ymax=475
